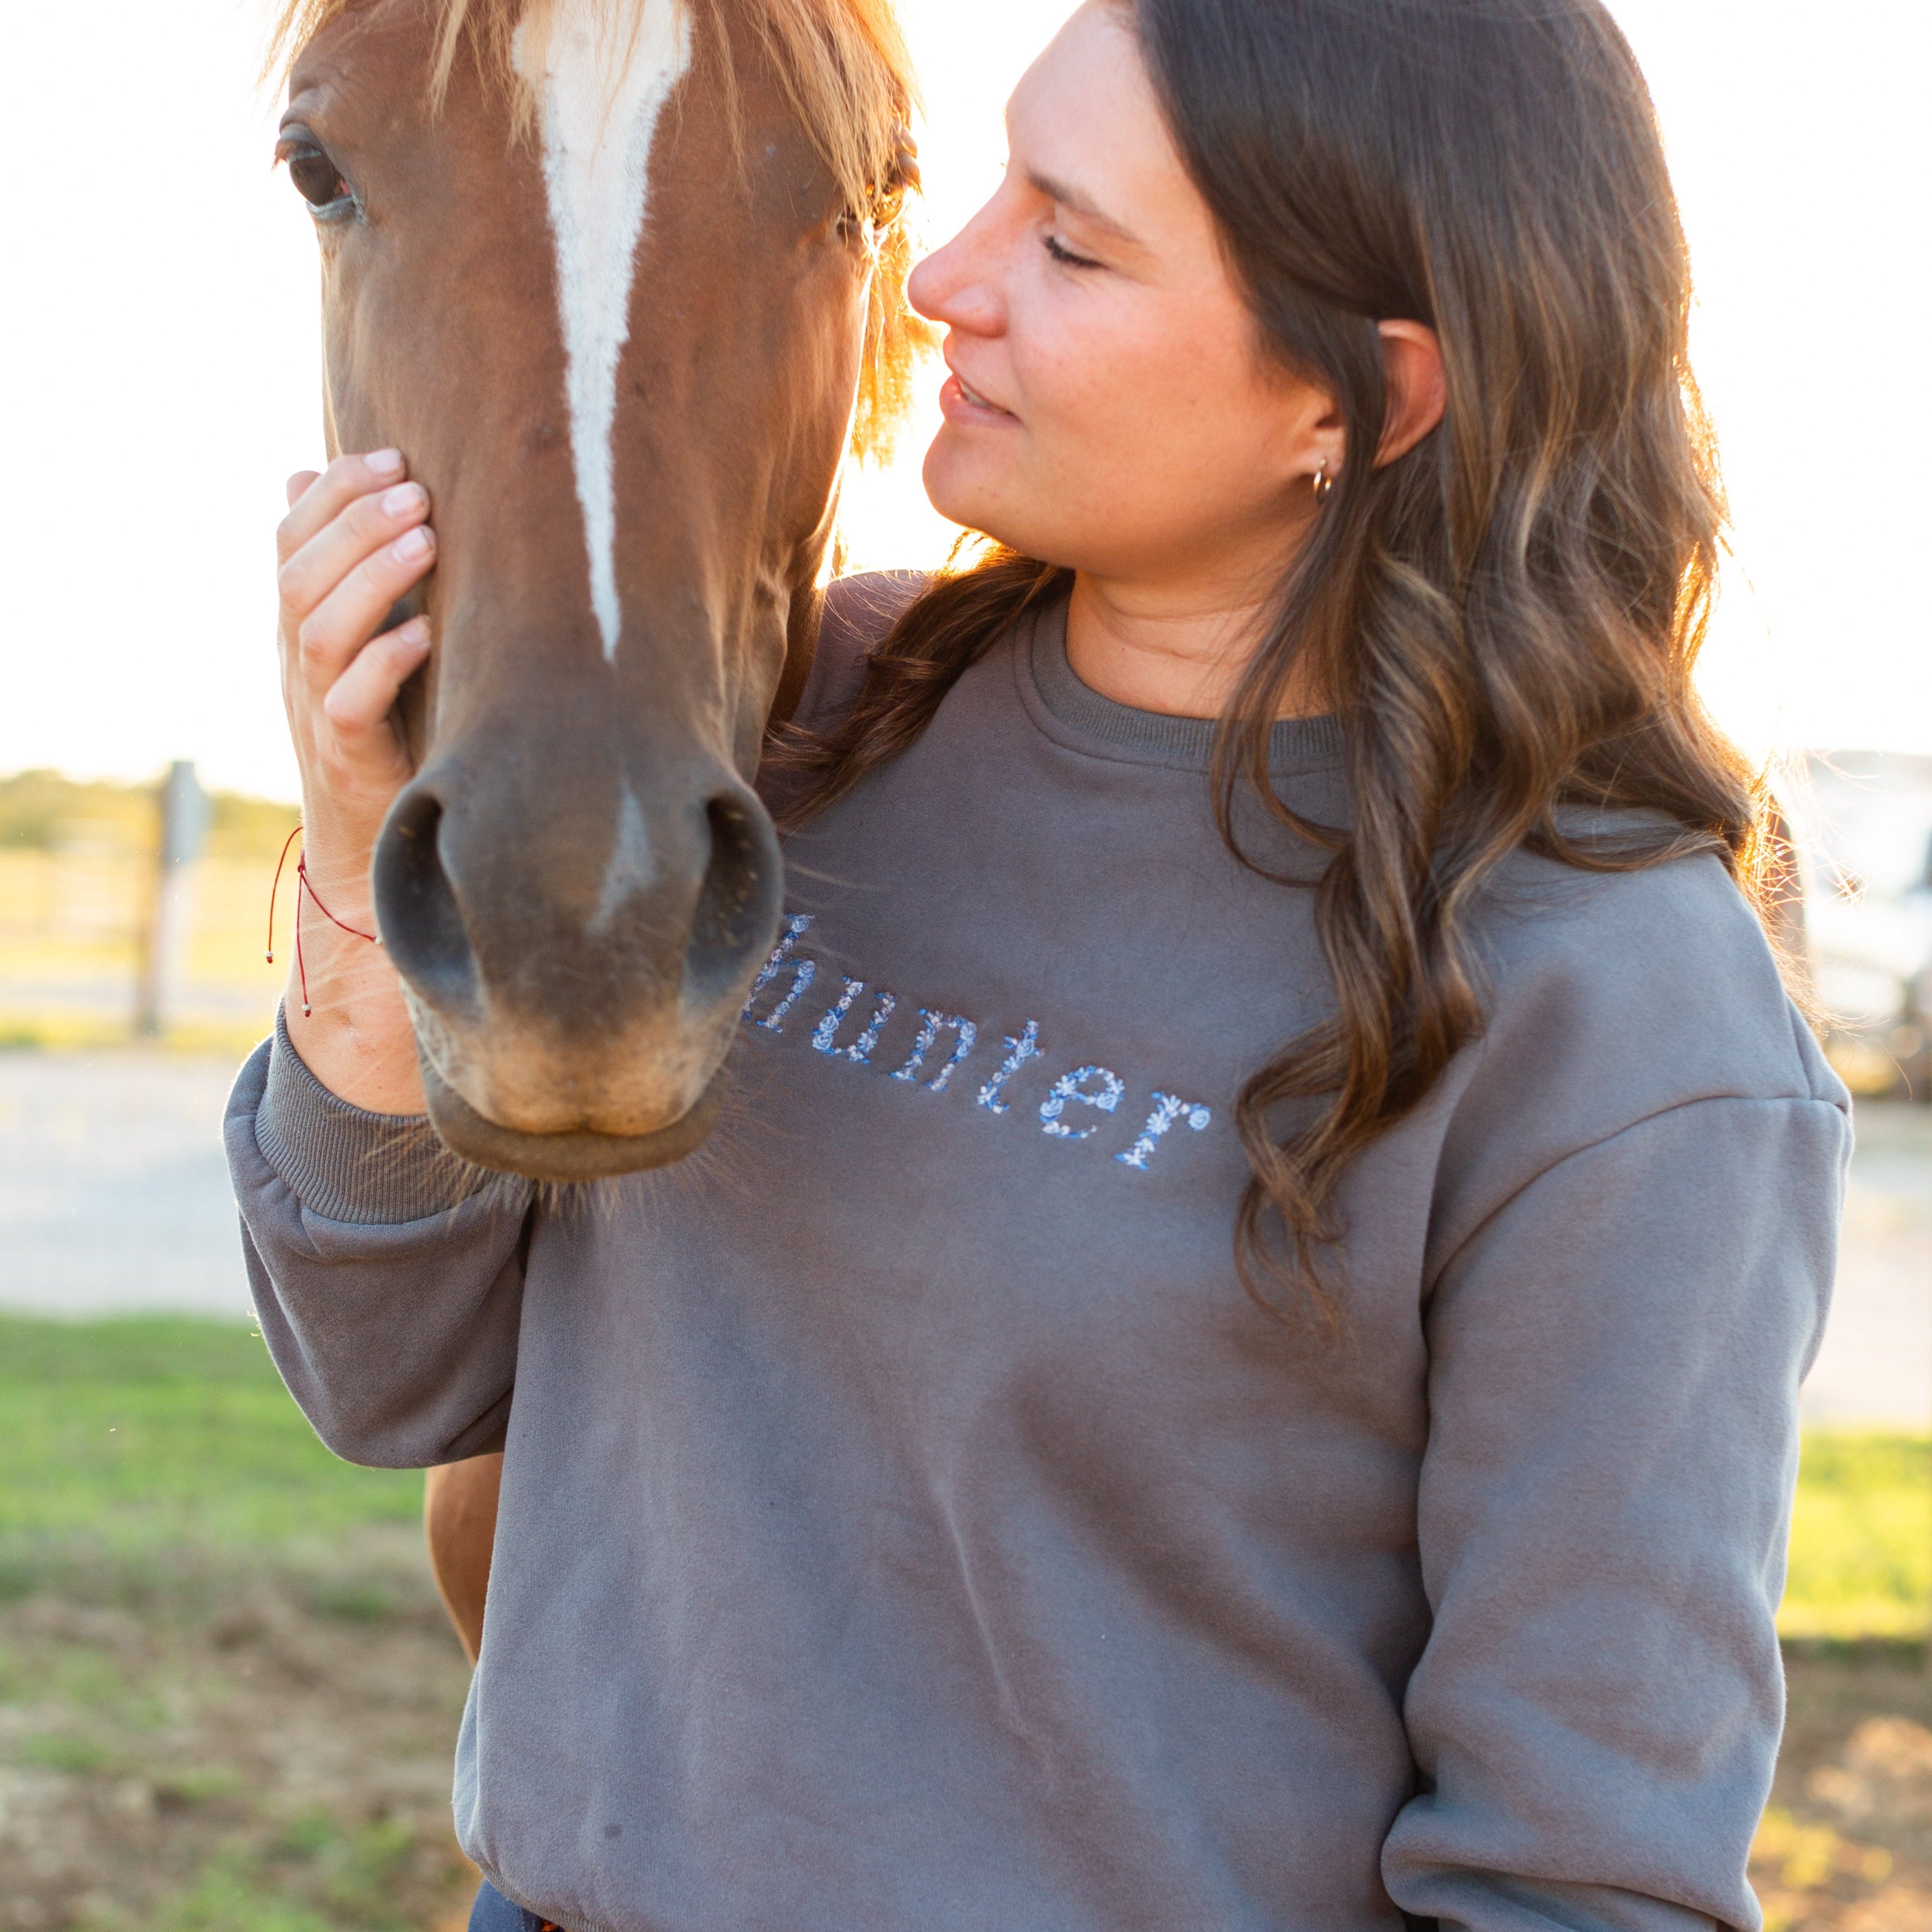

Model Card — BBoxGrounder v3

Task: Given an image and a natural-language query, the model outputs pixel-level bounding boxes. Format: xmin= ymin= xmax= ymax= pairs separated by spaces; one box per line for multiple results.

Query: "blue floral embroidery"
xmin=892 ymin=1011 xmax=979 ymax=1092
xmin=976 ymin=1020 xmax=1043 ymax=1114
xmin=1117 ymin=1092 xmax=1213 ymax=1169
xmin=810 ymin=979 xmax=865 ymax=1054
xmin=812 ymin=978 xmax=898 ymax=1063
xmin=747 ymin=917 xmax=1215 ymax=1174
xmin=846 ymin=992 xmax=898 ymax=1063
xmin=1039 ymin=1065 xmax=1125 ymax=1141
xmin=743 ymin=916 xmax=815 ymax=1032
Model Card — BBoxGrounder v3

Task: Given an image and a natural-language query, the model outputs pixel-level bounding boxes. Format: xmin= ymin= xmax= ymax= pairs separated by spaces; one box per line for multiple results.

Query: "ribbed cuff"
xmin=256 ymin=1007 xmax=495 ymax=1225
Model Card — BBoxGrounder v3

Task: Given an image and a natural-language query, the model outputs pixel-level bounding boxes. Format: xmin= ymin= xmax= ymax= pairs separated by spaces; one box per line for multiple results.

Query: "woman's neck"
xmin=1063 ymin=566 xmax=1322 ymax=721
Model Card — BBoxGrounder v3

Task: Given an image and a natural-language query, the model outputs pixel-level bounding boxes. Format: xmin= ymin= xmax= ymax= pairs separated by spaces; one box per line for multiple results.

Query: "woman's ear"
xmin=1375 ymin=320 xmax=1447 ymax=467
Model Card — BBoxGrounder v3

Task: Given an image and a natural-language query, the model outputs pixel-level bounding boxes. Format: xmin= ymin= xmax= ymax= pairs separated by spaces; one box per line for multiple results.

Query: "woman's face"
xmin=907 ymin=1 xmax=1330 ymax=593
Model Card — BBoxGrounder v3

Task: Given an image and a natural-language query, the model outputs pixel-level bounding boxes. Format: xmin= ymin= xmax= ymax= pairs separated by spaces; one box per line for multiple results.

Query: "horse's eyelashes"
xmin=838 ymin=176 xmax=906 ymax=242
xmin=277 ymin=135 xmax=354 ymax=219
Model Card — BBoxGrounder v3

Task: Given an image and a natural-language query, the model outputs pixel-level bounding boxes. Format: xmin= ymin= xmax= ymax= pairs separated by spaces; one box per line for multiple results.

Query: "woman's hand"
xmin=278 ymin=449 xmax=435 ymax=890
xmin=274 ymin=450 xmax=437 ymax=1113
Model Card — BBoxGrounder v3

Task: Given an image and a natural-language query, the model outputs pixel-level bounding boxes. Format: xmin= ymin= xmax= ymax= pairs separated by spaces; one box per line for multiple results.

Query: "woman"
xmin=232 ymin=1 xmax=1847 ymax=1926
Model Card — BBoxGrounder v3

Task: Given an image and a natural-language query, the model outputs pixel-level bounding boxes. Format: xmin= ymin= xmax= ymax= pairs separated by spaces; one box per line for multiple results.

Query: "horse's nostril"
xmin=372 ymin=787 xmax=480 ymax=1015
xmin=685 ymin=790 xmax=782 ymax=1003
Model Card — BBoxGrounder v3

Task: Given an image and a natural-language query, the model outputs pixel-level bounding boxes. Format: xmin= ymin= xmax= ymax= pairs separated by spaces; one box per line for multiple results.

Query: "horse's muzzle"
xmin=369 ymin=752 xmax=782 ymax=1176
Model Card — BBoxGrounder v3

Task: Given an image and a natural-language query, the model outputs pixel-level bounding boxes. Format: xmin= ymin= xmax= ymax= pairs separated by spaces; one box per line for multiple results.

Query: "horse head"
xmin=274 ymin=0 xmax=917 ymax=1177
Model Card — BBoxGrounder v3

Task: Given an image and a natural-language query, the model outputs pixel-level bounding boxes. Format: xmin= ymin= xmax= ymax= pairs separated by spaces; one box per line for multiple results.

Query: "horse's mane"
xmin=266 ymin=0 xmax=926 ymax=460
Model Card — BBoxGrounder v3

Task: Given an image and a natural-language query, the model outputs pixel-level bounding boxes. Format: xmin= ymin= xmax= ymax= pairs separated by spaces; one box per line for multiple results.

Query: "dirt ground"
xmin=0 ymin=1532 xmax=478 ymax=1932
xmin=7 ymin=1561 xmax=1932 ymax=1930
xmin=1760 ymin=1645 xmax=1932 ymax=1930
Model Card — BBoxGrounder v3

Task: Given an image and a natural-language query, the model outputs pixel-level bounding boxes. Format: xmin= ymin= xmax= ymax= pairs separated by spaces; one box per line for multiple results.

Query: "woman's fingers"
xmin=293 ymin=522 xmax=438 ymax=692
xmin=274 ymin=452 xmax=433 ymax=894
xmin=321 ymin=616 xmax=433 ymax=742
xmin=279 ymin=477 xmax=431 ymax=619
xmin=276 ymin=448 xmax=407 ymax=562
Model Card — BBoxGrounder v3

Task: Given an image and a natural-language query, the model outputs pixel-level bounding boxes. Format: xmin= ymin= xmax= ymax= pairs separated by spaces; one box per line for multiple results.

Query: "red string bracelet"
xmin=267 ymin=825 xmax=380 ymax=1017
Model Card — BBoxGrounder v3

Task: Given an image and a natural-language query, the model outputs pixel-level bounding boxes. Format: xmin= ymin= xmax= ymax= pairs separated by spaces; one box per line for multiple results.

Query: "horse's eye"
xmin=277 ymin=132 xmax=354 ymax=217
xmin=838 ymin=175 xmax=905 ymax=240
xmin=291 ymin=151 xmax=347 ymax=207
xmin=840 ymin=131 xmax=918 ymax=240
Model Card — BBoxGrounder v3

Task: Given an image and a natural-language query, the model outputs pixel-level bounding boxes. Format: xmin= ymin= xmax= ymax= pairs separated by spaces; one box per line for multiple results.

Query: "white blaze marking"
xmin=592 ymin=784 xmax=654 ymax=932
xmin=519 ymin=0 xmax=692 ymax=662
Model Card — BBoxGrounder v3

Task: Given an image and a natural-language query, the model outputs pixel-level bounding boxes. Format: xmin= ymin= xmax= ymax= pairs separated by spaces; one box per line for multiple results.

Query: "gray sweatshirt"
xmin=227 ymin=580 xmax=1848 ymax=1932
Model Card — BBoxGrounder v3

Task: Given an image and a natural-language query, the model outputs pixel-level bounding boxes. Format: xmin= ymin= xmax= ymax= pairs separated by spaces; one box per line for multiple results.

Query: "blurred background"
xmin=0 ymin=0 xmax=1927 ymax=1926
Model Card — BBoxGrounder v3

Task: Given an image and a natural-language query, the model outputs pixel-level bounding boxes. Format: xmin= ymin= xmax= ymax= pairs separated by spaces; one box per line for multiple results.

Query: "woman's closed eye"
xmin=1044 ymin=232 xmax=1103 ymax=270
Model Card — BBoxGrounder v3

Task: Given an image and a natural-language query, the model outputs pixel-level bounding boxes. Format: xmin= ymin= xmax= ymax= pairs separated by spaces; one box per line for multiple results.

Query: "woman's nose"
xmin=907 ymin=203 xmax=1007 ymax=333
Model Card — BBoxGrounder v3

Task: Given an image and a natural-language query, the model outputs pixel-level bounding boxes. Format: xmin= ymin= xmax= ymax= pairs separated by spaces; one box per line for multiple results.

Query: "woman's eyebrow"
xmin=1024 ymin=167 xmax=1144 ymax=249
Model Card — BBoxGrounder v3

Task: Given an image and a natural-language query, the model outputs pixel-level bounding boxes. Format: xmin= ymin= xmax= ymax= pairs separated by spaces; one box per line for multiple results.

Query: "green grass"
xmin=0 ymin=1317 xmax=470 ymax=1931
xmin=1782 ymin=1432 xmax=1932 ymax=1641
xmin=0 ymin=1315 xmax=424 ymax=1598
xmin=1 ymin=1314 xmax=1926 ymax=1637
xmin=0 ymin=1314 xmax=1923 ymax=1929
xmin=105 ymin=1812 xmax=427 ymax=1932
xmin=0 ymin=1016 xmax=273 ymax=1055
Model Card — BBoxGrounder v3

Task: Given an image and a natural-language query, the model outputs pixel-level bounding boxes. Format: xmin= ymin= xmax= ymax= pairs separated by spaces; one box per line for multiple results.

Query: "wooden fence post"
xmin=135 ymin=762 xmax=210 ymax=1038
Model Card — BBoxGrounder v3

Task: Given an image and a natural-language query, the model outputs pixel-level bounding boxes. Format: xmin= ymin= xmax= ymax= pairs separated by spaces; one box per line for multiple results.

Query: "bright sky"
xmin=1 ymin=0 xmax=1924 ymax=800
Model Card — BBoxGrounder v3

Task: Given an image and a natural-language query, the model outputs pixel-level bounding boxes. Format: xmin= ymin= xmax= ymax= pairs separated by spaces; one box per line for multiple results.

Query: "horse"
xmin=267 ymin=0 xmax=923 ymax=1658
xmin=268 ymin=0 xmax=921 ymax=1182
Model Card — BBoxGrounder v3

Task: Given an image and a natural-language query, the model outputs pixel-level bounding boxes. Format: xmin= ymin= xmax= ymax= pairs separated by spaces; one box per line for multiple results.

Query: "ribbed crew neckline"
xmin=1024 ymin=597 xmax=1344 ymax=772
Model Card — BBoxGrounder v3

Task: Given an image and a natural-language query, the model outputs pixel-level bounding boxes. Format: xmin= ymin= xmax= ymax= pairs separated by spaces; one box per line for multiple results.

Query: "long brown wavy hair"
xmin=777 ymin=0 xmax=1765 ymax=1321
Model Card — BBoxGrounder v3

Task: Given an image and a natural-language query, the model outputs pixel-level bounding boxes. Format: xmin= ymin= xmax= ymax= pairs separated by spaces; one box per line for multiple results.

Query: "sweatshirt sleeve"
xmin=1381 ymin=1090 xmax=1847 ymax=1929
xmin=224 ymin=1011 xmax=538 ymax=1469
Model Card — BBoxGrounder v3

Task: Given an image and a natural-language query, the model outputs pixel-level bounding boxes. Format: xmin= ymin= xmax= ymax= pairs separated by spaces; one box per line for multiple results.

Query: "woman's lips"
xmin=939 ymin=372 xmax=1016 ymax=423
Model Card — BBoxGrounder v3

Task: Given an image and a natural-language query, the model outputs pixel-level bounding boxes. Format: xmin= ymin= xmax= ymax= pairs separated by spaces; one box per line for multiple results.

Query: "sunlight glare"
xmin=0 ymin=0 xmax=1920 ymax=798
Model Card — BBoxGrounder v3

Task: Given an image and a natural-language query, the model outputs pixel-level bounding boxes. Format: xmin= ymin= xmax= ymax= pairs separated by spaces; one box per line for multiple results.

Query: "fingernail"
xmin=392 ymin=527 xmax=432 ymax=562
xmin=381 ymin=483 xmax=423 ymax=516
xmin=366 ymin=448 xmax=404 ymax=476
xmin=399 ymin=616 xmax=430 ymax=644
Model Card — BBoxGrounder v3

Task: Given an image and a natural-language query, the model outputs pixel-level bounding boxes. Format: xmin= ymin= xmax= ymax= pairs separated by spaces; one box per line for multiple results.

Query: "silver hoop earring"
xmin=1312 ymin=458 xmax=1335 ymax=504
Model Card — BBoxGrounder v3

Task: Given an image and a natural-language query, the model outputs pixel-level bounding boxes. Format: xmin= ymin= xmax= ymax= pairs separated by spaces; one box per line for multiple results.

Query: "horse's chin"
xmin=419 ymin=1054 xmax=726 ymax=1183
